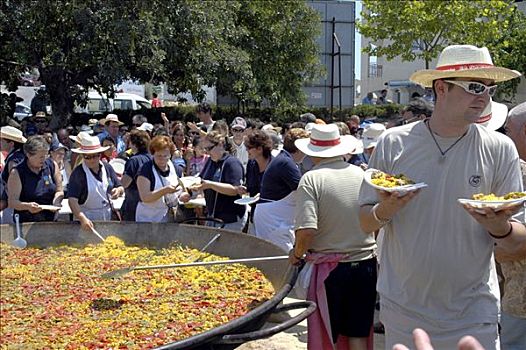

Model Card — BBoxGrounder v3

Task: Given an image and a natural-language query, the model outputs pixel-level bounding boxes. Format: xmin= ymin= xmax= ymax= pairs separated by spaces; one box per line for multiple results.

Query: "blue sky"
xmin=355 ymin=0 xmax=362 ymax=80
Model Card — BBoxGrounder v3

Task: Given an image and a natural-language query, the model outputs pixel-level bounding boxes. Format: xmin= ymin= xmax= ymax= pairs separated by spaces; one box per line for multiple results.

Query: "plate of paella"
xmin=364 ymin=169 xmax=427 ymax=195
xmin=458 ymin=192 xmax=526 ymax=212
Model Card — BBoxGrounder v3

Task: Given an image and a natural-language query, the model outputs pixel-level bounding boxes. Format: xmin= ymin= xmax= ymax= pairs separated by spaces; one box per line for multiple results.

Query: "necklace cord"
xmin=425 ymin=120 xmax=468 ymax=157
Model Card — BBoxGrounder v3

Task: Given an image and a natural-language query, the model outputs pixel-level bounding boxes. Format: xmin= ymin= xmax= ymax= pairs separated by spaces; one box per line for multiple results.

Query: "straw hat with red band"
xmin=295 ymin=124 xmax=360 ymax=158
xmin=410 ymin=45 xmax=521 ymax=87
xmin=476 ymin=98 xmax=508 ymax=131
xmin=71 ymin=135 xmax=109 ymax=154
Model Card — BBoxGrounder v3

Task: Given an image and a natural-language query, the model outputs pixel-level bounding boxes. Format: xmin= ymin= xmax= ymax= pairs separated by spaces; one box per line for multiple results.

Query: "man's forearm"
xmin=293 ymin=228 xmax=316 ymax=257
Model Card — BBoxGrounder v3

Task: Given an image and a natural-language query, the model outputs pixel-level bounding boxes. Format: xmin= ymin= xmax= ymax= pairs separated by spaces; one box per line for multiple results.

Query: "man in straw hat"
xmin=97 ymin=114 xmax=126 ymax=153
xmin=358 ymin=44 xmax=523 ymax=349
xmin=68 ymin=135 xmax=124 ymax=231
xmin=290 ymin=124 xmax=376 ymax=350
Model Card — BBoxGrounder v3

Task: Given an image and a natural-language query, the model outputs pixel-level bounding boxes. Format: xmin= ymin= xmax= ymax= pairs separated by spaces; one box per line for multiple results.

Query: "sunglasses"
xmin=232 ymin=128 xmax=244 ymax=133
xmin=133 ymin=123 xmax=142 ymax=127
xmin=444 ymin=80 xmax=497 ymax=97
xmin=34 ymin=119 xmax=48 ymax=124
xmin=83 ymin=154 xmax=100 ymax=160
xmin=204 ymin=143 xmax=218 ymax=152
xmin=189 ymin=131 xmax=200 ymax=136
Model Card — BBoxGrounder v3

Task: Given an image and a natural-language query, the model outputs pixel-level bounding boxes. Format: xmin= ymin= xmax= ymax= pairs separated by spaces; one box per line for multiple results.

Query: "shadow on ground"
xmin=237 ymin=297 xmax=385 ymax=350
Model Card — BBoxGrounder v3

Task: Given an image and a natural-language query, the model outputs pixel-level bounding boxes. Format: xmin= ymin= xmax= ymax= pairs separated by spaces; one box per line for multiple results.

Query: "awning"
xmin=387 ymin=80 xmax=419 ymax=88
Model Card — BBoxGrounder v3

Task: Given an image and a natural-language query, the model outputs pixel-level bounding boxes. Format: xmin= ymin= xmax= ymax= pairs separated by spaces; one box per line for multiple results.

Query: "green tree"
xmin=487 ymin=8 xmax=526 ymax=101
xmin=228 ymin=0 xmax=322 ymax=108
xmin=358 ymin=0 xmax=517 ymax=69
xmin=0 ymin=0 xmax=321 ymax=129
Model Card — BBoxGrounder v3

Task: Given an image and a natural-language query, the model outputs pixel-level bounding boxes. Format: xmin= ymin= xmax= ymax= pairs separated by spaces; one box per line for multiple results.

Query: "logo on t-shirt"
xmin=469 ymin=175 xmax=481 ymax=187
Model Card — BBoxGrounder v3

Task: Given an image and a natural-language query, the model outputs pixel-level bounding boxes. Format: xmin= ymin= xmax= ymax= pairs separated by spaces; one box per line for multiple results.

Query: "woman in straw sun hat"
xmin=68 ymin=135 xmax=124 ymax=231
xmin=1 ymin=126 xmax=27 ymax=181
xmin=1 ymin=126 xmax=28 ymax=222
xmin=7 ymin=135 xmax=64 ymax=223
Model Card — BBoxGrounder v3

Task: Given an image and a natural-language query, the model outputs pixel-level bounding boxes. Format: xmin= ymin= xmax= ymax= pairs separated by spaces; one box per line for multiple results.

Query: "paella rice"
xmin=0 ymin=236 xmax=274 ymax=349
xmin=472 ymin=192 xmax=526 ymax=201
xmin=370 ymin=170 xmax=415 ymax=188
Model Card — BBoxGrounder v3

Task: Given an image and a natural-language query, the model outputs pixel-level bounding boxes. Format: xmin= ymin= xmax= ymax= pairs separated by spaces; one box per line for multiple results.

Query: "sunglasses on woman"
xmin=204 ymin=143 xmax=218 ymax=152
xmin=444 ymin=80 xmax=497 ymax=97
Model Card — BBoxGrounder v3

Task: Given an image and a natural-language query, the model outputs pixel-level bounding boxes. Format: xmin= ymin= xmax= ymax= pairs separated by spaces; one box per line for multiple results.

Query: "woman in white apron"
xmin=68 ymin=136 xmax=124 ymax=231
xmin=253 ymin=128 xmax=309 ymax=252
xmin=136 ymin=135 xmax=190 ymax=222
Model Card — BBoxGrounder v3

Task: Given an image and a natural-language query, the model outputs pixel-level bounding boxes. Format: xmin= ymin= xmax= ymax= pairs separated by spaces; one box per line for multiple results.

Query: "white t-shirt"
xmin=359 ymin=121 xmax=523 ymax=328
xmin=231 ymin=138 xmax=248 ymax=171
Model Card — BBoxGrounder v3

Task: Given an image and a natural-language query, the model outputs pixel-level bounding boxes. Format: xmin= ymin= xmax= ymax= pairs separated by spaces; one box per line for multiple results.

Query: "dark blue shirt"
xmin=1 ymin=148 xmax=25 ymax=185
xmin=121 ymin=152 xmax=151 ymax=221
xmin=260 ymin=150 xmax=301 ymax=201
xmin=68 ymin=162 xmax=121 ymax=205
xmin=124 ymin=152 xmax=151 ymax=192
xmin=14 ymin=158 xmax=56 ymax=222
xmin=348 ymin=153 xmax=367 ymax=167
xmin=245 ymin=157 xmax=272 ymax=197
xmin=200 ymin=154 xmax=245 ymax=223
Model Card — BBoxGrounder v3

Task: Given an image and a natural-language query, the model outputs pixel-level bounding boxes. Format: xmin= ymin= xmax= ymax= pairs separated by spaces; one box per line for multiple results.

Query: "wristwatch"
xmin=372 ymin=203 xmax=391 ymax=225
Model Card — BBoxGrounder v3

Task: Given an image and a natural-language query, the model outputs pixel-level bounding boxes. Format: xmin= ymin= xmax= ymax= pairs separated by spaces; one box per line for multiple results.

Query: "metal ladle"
xmin=12 ymin=214 xmax=27 ymax=249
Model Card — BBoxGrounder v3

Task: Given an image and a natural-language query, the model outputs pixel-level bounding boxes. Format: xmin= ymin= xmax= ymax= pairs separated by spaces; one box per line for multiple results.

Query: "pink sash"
xmin=306 ymin=252 xmax=373 ymax=350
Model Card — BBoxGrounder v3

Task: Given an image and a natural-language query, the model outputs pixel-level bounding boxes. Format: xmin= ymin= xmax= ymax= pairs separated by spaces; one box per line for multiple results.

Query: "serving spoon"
xmin=90 ymin=226 xmax=105 ymax=242
xmin=12 ymin=214 xmax=27 ymax=249
xmin=101 ymin=255 xmax=288 ymax=279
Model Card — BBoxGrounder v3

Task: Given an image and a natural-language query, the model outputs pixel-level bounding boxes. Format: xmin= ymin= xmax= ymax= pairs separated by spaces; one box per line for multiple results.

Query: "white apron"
xmin=136 ymin=162 xmax=180 ymax=223
xmin=253 ymin=191 xmax=296 ymax=252
xmin=80 ymin=162 xmax=112 ymax=221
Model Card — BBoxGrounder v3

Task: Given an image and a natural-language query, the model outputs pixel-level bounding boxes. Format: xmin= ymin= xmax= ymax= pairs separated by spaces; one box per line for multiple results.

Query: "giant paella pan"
xmin=0 ymin=222 xmax=315 ymax=349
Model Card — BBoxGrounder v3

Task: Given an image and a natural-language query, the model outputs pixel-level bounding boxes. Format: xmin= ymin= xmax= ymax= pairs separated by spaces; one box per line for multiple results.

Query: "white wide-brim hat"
xmin=295 ymin=124 xmax=360 ymax=158
xmin=410 ymin=45 xmax=521 ymax=87
xmin=362 ymin=123 xmax=387 ymax=149
xmin=476 ymin=99 xmax=508 ymax=131
xmin=137 ymin=122 xmax=154 ymax=132
xmin=351 ymin=140 xmax=364 ymax=155
xmin=99 ymin=113 xmax=124 ymax=126
xmin=69 ymin=131 xmax=92 ymax=144
xmin=1 ymin=126 xmax=27 ymax=143
xmin=71 ymin=135 xmax=109 ymax=154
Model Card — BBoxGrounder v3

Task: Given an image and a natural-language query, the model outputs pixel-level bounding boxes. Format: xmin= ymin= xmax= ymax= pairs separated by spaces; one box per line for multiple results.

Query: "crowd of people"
xmin=1 ymin=44 xmax=525 ymax=350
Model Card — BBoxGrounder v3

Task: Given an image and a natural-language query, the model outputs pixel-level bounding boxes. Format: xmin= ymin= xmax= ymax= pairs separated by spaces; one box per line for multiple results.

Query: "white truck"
xmin=77 ymin=92 xmax=152 ymax=114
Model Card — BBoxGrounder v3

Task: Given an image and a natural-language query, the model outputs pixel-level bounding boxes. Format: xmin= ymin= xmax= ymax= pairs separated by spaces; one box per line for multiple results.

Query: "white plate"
xmin=180 ymin=176 xmax=202 ymax=190
xmin=234 ymin=196 xmax=260 ymax=205
xmin=364 ymin=168 xmax=427 ymax=195
xmin=38 ymin=205 xmax=62 ymax=211
xmin=457 ymin=197 xmax=526 ymax=212
xmin=181 ymin=197 xmax=207 ymax=207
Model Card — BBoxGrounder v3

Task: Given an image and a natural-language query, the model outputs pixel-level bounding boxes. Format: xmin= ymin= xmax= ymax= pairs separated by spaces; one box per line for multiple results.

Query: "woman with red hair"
xmin=136 ymin=135 xmax=190 ymax=222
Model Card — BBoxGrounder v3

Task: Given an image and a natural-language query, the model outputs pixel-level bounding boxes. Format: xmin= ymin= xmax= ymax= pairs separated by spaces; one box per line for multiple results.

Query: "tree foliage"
xmin=358 ymin=0 xmax=518 ymax=69
xmin=0 ymin=0 xmax=321 ymax=129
